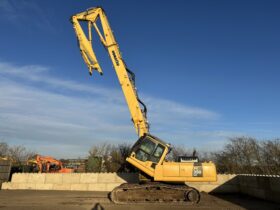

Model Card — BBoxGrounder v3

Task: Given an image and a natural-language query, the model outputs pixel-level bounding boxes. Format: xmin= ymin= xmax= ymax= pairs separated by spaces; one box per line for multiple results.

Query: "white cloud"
xmin=0 ymin=62 xmax=122 ymax=101
xmin=0 ymin=62 xmax=224 ymax=158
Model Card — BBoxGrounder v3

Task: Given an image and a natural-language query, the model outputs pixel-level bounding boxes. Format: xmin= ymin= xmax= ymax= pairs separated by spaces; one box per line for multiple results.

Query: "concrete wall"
xmin=2 ymin=173 xmax=138 ymax=191
xmin=186 ymin=174 xmax=280 ymax=203
xmin=238 ymin=175 xmax=280 ymax=203
xmin=186 ymin=174 xmax=239 ymax=193
xmin=2 ymin=173 xmax=280 ymax=203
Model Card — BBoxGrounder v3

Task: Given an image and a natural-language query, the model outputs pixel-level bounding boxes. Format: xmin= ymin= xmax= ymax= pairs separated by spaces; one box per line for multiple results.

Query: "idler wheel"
xmin=185 ymin=189 xmax=200 ymax=203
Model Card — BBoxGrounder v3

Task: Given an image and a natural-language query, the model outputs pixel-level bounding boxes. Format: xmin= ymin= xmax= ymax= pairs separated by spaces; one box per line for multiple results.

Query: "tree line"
xmin=211 ymin=137 xmax=280 ymax=175
xmin=0 ymin=142 xmax=35 ymax=166
xmin=1 ymin=137 xmax=279 ymax=175
xmin=86 ymin=137 xmax=280 ymax=175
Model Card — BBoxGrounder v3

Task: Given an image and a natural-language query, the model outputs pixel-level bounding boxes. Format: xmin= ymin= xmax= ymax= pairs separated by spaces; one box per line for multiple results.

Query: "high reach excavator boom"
xmin=71 ymin=7 xmax=217 ymax=204
xmin=71 ymin=7 xmax=148 ymax=137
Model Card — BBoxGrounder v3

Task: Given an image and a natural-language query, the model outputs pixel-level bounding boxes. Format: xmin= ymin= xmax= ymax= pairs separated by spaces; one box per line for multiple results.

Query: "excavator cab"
xmin=126 ymin=134 xmax=170 ymax=178
xmin=127 ymin=134 xmax=217 ymax=183
xmin=130 ymin=134 xmax=169 ymax=164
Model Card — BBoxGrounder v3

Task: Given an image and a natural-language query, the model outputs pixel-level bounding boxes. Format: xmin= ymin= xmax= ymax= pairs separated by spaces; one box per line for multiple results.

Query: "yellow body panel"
xmin=126 ymin=157 xmax=155 ymax=177
xmin=155 ymin=162 xmax=217 ymax=182
xmin=127 ymin=156 xmax=217 ymax=182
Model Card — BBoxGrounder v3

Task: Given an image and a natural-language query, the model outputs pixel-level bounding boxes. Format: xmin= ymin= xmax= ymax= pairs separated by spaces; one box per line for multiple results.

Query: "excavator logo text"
xmin=111 ymin=50 xmax=119 ymax=66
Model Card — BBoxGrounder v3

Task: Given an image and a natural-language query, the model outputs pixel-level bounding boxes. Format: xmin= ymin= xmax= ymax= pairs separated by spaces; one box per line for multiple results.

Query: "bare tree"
xmin=107 ymin=145 xmax=122 ymax=172
xmin=103 ymin=143 xmax=133 ymax=172
xmin=8 ymin=145 xmax=35 ymax=166
xmin=260 ymin=139 xmax=280 ymax=174
xmin=0 ymin=142 xmax=9 ymax=157
xmin=87 ymin=142 xmax=134 ymax=172
xmin=212 ymin=137 xmax=258 ymax=174
xmin=116 ymin=143 xmax=135 ymax=172
xmin=87 ymin=143 xmax=112 ymax=172
xmin=88 ymin=142 xmax=112 ymax=158
xmin=212 ymin=137 xmax=280 ymax=175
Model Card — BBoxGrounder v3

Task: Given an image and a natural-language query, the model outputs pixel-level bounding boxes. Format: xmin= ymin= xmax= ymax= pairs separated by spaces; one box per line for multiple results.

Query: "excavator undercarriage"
xmin=110 ymin=182 xmax=200 ymax=204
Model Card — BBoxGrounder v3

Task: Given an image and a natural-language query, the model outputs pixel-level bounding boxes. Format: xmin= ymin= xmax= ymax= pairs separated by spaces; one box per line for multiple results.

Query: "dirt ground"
xmin=0 ymin=190 xmax=279 ymax=210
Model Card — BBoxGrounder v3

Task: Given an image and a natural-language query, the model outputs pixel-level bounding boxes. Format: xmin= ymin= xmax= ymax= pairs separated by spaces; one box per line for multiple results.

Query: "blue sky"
xmin=0 ymin=0 xmax=279 ymax=158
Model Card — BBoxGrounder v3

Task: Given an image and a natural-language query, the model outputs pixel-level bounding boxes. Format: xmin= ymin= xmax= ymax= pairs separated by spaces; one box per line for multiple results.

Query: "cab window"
xmin=135 ymin=138 xmax=156 ymax=162
xmin=139 ymin=138 xmax=156 ymax=155
xmin=134 ymin=136 xmax=165 ymax=163
xmin=150 ymin=144 xmax=165 ymax=163
xmin=153 ymin=145 xmax=164 ymax=158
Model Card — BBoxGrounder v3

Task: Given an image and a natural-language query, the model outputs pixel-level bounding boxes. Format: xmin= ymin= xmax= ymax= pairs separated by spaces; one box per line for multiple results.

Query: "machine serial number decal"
xmin=193 ymin=166 xmax=203 ymax=177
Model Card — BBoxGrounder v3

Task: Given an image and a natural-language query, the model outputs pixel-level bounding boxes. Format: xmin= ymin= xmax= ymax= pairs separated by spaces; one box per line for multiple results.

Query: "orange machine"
xmin=27 ymin=155 xmax=73 ymax=173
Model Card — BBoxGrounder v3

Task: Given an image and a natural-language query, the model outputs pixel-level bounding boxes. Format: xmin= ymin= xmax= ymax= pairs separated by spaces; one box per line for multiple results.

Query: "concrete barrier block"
xmin=9 ymin=183 xmax=20 ymax=190
xmin=243 ymin=176 xmax=258 ymax=188
xmin=216 ymin=174 xmax=228 ymax=184
xmin=185 ymin=183 xmax=218 ymax=192
xmin=53 ymin=184 xmax=71 ymax=190
xmin=214 ymin=184 xmax=239 ymax=193
xmin=17 ymin=183 xmax=36 ymax=190
xmin=80 ymin=173 xmax=98 ymax=183
xmin=88 ymin=183 xmax=107 ymax=191
xmin=186 ymin=181 xmax=217 ymax=186
xmin=195 ymin=184 xmax=218 ymax=192
xmin=250 ymin=188 xmax=265 ymax=199
xmin=45 ymin=174 xmax=63 ymax=184
xmin=266 ymin=191 xmax=280 ymax=203
xmin=28 ymin=174 xmax=46 ymax=184
xmin=227 ymin=174 xmax=238 ymax=184
xmin=257 ymin=176 xmax=270 ymax=189
xmin=115 ymin=173 xmax=138 ymax=183
xmin=237 ymin=176 xmax=244 ymax=185
xmin=1 ymin=182 xmax=13 ymax=189
xmin=11 ymin=173 xmax=29 ymax=183
xmin=189 ymin=183 xmax=239 ymax=193
xmin=269 ymin=177 xmax=280 ymax=192
xmin=97 ymin=173 xmax=116 ymax=183
xmin=70 ymin=184 xmax=88 ymax=191
xmin=106 ymin=183 xmax=122 ymax=191
xmin=228 ymin=174 xmax=237 ymax=179
xmin=216 ymin=174 xmax=235 ymax=185
xmin=62 ymin=174 xmax=81 ymax=184
xmin=239 ymin=185 xmax=248 ymax=194
xmin=238 ymin=176 xmax=248 ymax=186
xmin=35 ymin=184 xmax=53 ymax=190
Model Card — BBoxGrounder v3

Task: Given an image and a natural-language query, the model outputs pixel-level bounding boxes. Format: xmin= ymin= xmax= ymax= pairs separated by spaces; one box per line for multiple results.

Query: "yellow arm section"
xmin=71 ymin=7 xmax=149 ymax=137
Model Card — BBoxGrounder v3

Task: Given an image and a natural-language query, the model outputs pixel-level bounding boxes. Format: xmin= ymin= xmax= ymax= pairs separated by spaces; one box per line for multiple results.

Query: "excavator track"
xmin=110 ymin=182 xmax=200 ymax=204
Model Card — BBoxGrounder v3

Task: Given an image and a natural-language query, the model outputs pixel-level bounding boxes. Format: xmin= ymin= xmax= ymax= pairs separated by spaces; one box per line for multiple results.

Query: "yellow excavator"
xmin=71 ymin=7 xmax=217 ymax=204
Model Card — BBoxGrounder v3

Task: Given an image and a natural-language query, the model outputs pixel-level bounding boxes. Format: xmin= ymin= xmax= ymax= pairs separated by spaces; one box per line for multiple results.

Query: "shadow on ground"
xmin=92 ymin=202 xmax=105 ymax=210
xmin=209 ymin=175 xmax=280 ymax=209
xmin=212 ymin=193 xmax=280 ymax=210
